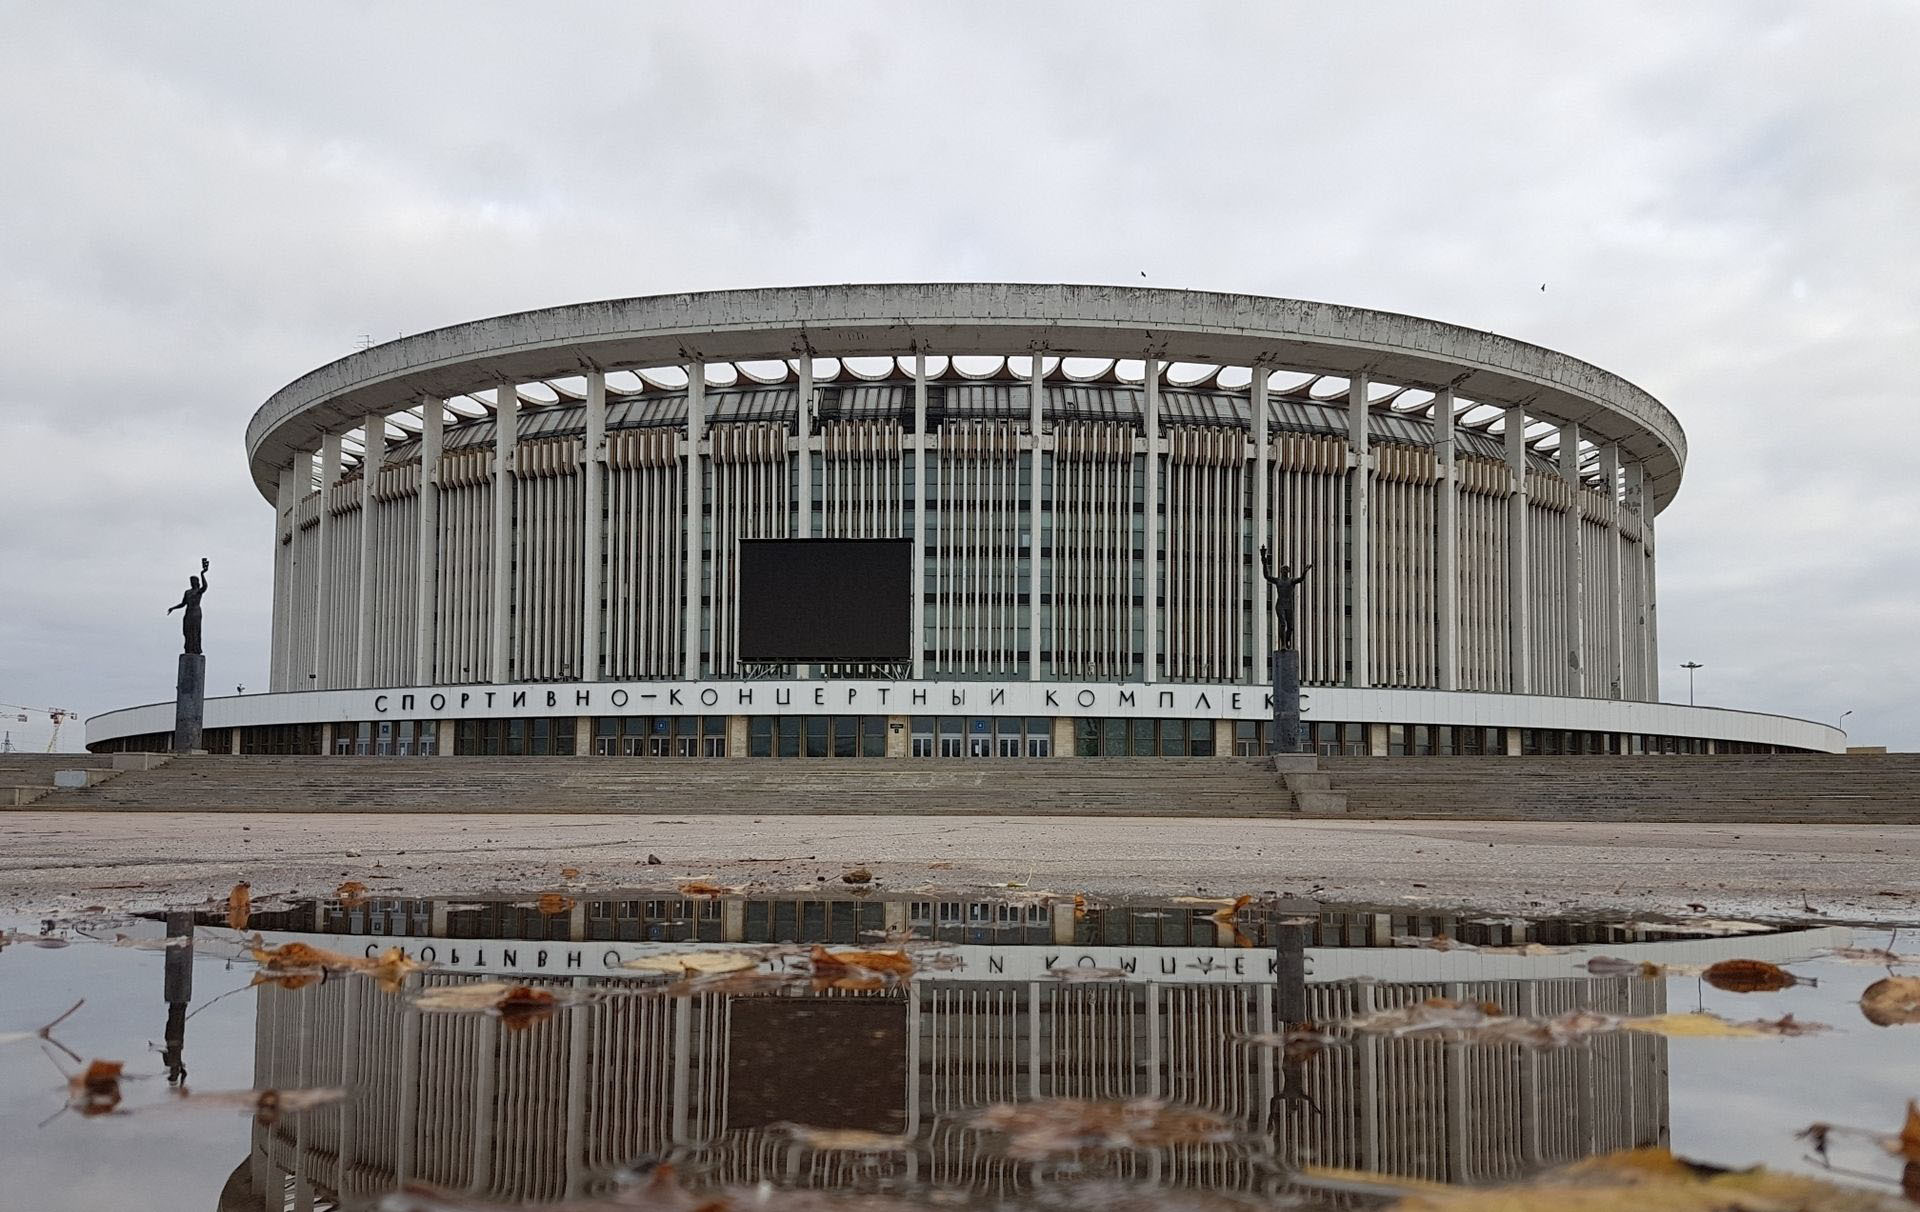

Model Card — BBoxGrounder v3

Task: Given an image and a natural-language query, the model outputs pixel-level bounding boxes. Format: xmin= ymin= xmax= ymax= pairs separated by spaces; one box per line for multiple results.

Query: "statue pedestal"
xmin=173 ymin=653 xmax=205 ymax=754
xmin=1270 ymin=649 xmax=1302 ymax=754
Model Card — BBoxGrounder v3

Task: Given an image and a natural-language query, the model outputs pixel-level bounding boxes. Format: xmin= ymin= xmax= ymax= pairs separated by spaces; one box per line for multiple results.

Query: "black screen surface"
xmin=736 ymin=539 xmax=912 ymax=663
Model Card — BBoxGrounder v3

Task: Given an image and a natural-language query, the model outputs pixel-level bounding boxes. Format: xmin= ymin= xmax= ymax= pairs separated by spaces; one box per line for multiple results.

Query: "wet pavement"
xmin=3 ymin=890 xmax=1918 ymax=1210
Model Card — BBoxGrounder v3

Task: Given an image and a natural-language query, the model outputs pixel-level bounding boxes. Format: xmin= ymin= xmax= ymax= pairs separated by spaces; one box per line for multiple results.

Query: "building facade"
xmin=90 ymin=284 xmax=1840 ymax=755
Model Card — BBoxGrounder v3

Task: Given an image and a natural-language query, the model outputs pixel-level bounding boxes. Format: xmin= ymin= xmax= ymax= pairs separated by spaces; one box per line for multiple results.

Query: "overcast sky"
xmin=1 ymin=2 xmax=1914 ymax=752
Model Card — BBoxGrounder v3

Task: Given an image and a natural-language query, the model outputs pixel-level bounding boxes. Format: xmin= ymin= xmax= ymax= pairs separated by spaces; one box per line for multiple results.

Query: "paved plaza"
xmin=4 ymin=811 xmax=1915 ymax=923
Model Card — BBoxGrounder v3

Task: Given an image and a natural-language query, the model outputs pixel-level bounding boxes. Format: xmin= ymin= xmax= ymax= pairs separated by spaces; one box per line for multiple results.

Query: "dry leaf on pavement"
xmin=1861 ymin=977 xmax=1920 ymax=1026
xmin=1703 ymin=958 xmax=1807 ymax=993
xmin=250 ymin=941 xmax=424 ymax=993
xmin=622 ymin=951 xmax=760 ymax=976
xmin=413 ymin=982 xmax=562 ymax=1031
xmin=68 ymin=1059 xmax=126 ymax=1117
xmin=971 ymin=1097 xmax=1237 ymax=1159
xmin=1820 ymin=946 xmax=1920 ymax=966
xmin=1310 ymin=1145 xmax=1913 ymax=1210
xmin=166 ymin=1086 xmax=347 ymax=1126
xmin=226 ymin=882 xmax=251 ymax=931
xmin=778 ymin=1124 xmax=914 ymax=1152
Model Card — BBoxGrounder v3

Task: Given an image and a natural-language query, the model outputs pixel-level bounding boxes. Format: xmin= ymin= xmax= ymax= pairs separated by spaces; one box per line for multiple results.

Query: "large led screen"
xmin=736 ymin=538 xmax=913 ymax=663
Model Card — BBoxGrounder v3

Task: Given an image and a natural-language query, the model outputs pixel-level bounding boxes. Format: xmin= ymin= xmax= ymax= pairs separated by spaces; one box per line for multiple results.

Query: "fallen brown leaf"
xmin=226 ymin=882 xmax=251 ymax=931
xmin=1620 ymin=1012 xmax=1782 ymax=1039
xmin=413 ymin=982 xmax=560 ymax=1031
xmin=1583 ymin=957 xmax=1666 ymax=978
xmin=1240 ymin=1025 xmax=1340 ymax=1063
xmin=810 ymin=945 xmax=914 ymax=977
xmin=623 ymin=950 xmax=759 ymax=976
xmin=972 ymin=1097 xmax=1236 ymax=1159
xmin=69 ymin=1059 xmax=124 ymax=1117
xmin=250 ymin=941 xmax=423 ymax=993
xmin=494 ymin=986 xmax=560 ymax=1031
xmin=1391 ymin=934 xmax=1470 ymax=951
xmin=1861 ymin=976 xmax=1920 ymax=1026
xmin=841 ymin=866 xmax=873 ymax=884
xmin=1823 ymin=946 xmax=1920 ymax=967
xmin=335 ymin=880 xmax=369 ymax=910
xmin=1314 ymin=1145 xmax=1913 ymax=1211
xmin=779 ymin=1124 xmax=913 ymax=1152
xmin=1343 ymin=999 xmax=1813 ymax=1045
xmin=168 ymin=1086 xmax=347 ymax=1126
xmin=677 ymin=881 xmax=733 ymax=897
xmin=534 ymin=893 xmax=574 ymax=916
xmin=1703 ymin=958 xmax=1805 ymax=994
xmin=559 ymin=867 xmax=581 ymax=879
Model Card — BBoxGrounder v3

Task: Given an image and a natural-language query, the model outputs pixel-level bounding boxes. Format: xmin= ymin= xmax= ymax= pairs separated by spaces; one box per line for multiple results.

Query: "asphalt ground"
xmin=3 ymin=811 xmax=1917 ymax=924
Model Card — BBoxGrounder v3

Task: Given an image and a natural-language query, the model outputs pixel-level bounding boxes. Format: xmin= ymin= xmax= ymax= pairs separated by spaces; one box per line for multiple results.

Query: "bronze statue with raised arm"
xmin=1258 ymin=545 xmax=1312 ymax=652
xmin=167 ymin=558 xmax=210 ymax=655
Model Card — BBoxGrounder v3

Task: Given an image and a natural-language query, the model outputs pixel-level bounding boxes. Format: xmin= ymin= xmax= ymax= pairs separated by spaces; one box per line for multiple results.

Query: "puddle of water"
xmin=1 ymin=893 xmax=1915 ymax=1210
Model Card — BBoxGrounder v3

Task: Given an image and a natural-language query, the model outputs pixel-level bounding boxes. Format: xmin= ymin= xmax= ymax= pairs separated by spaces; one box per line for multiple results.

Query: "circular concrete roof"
xmin=246 ymin=283 xmax=1685 ymax=508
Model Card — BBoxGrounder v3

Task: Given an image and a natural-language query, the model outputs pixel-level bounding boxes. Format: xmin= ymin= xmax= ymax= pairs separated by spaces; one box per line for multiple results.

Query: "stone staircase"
xmin=0 ymin=753 xmax=164 ymax=806
xmin=1273 ymin=754 xmax=1349 ymax=815
xmin=19 ymin=752 xmax=1920 ymax=821
xmin=26 ymin=755 xmax=1295 ymax=815
xmin=1318 ymin=753 xmax=1920 ymax=823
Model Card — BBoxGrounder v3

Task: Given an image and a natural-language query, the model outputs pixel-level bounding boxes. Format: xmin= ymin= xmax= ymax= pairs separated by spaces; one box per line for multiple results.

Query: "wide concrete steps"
xmin=1319 ymin=754 xmax=1920 ymax=823
xmin=32 ymin=756 xmax=1294 ymax=815
xmin=26 ymin=753 xmax=1920 ymax=821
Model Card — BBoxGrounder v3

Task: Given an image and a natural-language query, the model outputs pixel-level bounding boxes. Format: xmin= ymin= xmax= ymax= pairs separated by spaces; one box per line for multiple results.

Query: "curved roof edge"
xmin=246 ymin=283 xmax=1686 ymax=508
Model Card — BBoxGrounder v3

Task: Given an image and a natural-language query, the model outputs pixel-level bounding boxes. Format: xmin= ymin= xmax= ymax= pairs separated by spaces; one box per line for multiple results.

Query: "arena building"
xmin=88 ymin=284 xmax=1840 ymax=757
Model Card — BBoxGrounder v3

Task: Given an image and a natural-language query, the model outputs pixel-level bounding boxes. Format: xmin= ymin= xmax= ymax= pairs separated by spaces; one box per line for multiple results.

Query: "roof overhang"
xmin=246 ymin=283 xmax=1686 ymax=509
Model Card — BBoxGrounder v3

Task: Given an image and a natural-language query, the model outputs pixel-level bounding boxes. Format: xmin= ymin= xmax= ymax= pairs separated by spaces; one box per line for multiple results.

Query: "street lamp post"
xmin=1680 ymin=661 xmax=1704 ymax=706
xmin=1840 ymin=709 xmax=1854 ymax=733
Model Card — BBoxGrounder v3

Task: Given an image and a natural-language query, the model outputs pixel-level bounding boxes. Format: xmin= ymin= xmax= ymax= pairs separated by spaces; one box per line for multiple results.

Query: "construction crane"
xmin=0 ymin=702 xmax=76 ymax=751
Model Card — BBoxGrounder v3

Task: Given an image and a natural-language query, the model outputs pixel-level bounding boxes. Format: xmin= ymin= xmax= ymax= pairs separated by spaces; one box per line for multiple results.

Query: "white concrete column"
xmin=912 ymin=354 xmax=928 ymax=681
xmin=684 ymin=363 xmax=705 ymax=680
xmin=581 ymin=371 xmax=607 ymax=681
xmin=414 ymin=396 xmax=442 ymax=685
xmin=1599 ymin=443 xmax=1625 ymax=699
xmin=272 ymin=464 xmax=298 ymax=691
xmin=1347 ymin=374 xmax=1371 ymax=687
xmin=1434 ymin=388 xmax=1459 ymax=691
xmin=355 ymin=414 xmax=384 ymax=687
xmin=1027 ymin=354 xmax=1044 ymax=679
xmin=1251 ymin=367 xmax=1270 ymax=647
xmin=491 ymin=383 xmax=518 ymax=684
xmin=315 ymin=435 xmax=341 ymax=687
xmin=1143 ymin=356 xmax=1160 ymax=684
xmin=796 ymin=357 xmax=813 ymax=537
xmin=1626 ymin=460 xmax=1655 ymax=698
xmin=1504 ymin=406 xmax=1531 ymax=694
xmin=1559 ymin=422 xmax=1585 ymax=696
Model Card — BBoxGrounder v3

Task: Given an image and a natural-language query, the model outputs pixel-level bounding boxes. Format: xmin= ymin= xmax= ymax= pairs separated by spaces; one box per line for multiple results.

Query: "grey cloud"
xmin=0 ymin=1 xmax=1914 ymax=749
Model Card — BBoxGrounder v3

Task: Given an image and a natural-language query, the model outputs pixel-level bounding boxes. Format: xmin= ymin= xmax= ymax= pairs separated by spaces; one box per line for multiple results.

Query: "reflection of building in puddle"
xmin=234 ymin=892 xmax=1749 ymax=951
xmin=223 ymin=916 xmax=1673 ymax=1209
